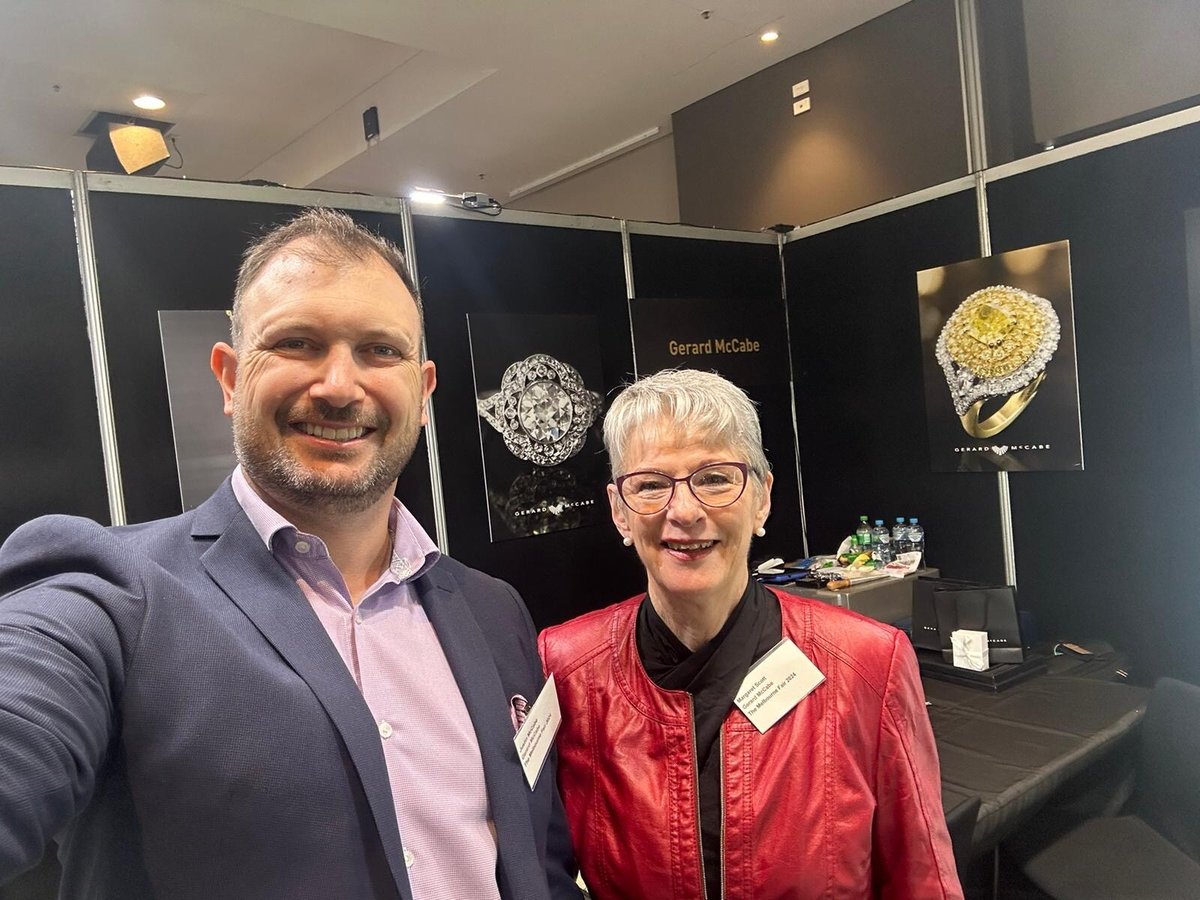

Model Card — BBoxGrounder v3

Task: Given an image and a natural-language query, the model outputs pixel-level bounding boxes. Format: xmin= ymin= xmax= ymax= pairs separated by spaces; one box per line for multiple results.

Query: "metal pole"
xmin=400 ymin=198 xmax=450 ymax=554
xmin=956 ymin=0 xmax=989 ymax=174
xmin=619 ymin=220 xmax=639 ymax=377
xmin=71 ymin=171 xmax=126 ymax=525
xmin=962 ymin=0 xmax=1019 ymax=586
xmin=778 ymin=231 xmax=809 ymax=557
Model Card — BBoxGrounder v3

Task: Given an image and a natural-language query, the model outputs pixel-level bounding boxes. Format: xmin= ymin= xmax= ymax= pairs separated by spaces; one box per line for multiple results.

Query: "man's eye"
xmin=369 ymin=345 xmax=401 ymax=358
xmin=275 ymin=338 xmax=310 ymax=351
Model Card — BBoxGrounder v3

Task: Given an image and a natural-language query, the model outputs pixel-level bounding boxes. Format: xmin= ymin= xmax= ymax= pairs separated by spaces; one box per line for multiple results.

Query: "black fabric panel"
xmin=987 ymin=123 xmax=1200 ymax=686
xmin=784 ymin=191 xmax=1005 ymax=582
xmin=412 ymin=214 xmax=642 ymax=630
xmin=628 ymin=233 xmax=802 ymax=563
xmin=629 ymin=233 xmax=780 ymax=302
xmin=85 ymin=192 xmax=433 ymax=531
xmin=0 ymin=185 xmax=109 ymax=541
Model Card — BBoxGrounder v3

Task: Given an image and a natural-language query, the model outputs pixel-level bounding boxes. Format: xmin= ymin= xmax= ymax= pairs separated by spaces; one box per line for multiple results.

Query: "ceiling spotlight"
xmin=410 ymin=188 xmax=448 ymax=205
xmin=760 ymin=30 xmax=779 ymax=43
xmin=133 ymin=94 xmax=166 ymax=111
xmin=409 ymin=187 xmax=503 ymax=216
xmin=80 ymin=111 xmax=174 ymax=176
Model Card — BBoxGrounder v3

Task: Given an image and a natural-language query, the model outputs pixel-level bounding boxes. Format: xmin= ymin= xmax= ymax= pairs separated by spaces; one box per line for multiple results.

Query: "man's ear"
xmin=211 ymin=342 xmax=238 ymax=417
xmin=419 ymin=360 xmax=437 ymax=426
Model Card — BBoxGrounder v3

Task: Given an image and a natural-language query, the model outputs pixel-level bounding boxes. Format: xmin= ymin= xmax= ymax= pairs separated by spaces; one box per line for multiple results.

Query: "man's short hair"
xmin=230 ymin=207 xmax=422 ymax=348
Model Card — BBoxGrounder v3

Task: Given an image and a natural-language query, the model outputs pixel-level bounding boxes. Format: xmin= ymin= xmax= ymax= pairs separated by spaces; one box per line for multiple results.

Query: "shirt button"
xmin=354 ymin=612 xmax=364 ymax=625
xmin=378 ymin=720 xmax=393 ymax=739
xmin=294 ymin=540 xmax=311 ymax=553
xmin=403 ymin=848 xmax=415 ymax=868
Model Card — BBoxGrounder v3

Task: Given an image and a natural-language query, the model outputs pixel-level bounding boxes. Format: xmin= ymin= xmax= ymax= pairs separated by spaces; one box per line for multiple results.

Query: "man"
xmin=0 ymin=209 xmax=579 ymax=900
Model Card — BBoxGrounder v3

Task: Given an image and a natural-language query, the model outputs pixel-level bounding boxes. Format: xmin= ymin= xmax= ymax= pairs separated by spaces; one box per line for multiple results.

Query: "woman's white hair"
xmin=603 ymin=369 xmax=770 ymax=481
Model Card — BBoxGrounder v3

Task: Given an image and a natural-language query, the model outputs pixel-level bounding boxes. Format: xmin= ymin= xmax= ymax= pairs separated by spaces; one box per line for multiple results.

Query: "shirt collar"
xmin=230 ymin=465 xmax=441 ymax=581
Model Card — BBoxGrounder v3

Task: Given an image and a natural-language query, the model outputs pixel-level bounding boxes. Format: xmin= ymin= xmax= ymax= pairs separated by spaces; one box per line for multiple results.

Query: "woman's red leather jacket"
xmin=539 ymin=589 xmax=963 ymax=899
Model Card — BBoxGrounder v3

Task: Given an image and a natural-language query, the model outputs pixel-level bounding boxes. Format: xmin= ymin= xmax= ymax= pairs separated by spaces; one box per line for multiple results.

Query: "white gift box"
xmin=951 ymin=629 xmax=990 ymax=671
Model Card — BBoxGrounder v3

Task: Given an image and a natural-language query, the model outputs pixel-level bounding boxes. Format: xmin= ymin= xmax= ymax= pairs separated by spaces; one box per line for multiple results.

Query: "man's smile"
xmin=293 ymin=422 xmax=371 ymax=442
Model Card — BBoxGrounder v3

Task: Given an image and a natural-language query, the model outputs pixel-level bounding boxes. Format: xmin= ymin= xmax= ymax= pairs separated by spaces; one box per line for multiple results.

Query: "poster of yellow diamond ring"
xmin=917 ymin=240 xmax=1083 ymax=473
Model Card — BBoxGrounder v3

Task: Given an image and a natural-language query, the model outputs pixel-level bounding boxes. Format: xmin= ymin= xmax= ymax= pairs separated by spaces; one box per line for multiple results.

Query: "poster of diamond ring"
xmin=468 ymin=313 xmax=609 ymax=541
xmin=916 ymin=240 xmax=1084 ymax=472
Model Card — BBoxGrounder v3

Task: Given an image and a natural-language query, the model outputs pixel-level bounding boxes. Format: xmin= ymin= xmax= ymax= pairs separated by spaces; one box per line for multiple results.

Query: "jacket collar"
xmin=608 ymin=588 xmax=810 ymax=725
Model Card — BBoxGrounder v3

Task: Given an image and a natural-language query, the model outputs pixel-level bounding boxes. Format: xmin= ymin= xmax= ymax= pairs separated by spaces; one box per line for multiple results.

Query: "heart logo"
xmin=991 ymin=445 xmax=1009 ymax=455
xmin=548 ymin=503 xmax=565 ymax=516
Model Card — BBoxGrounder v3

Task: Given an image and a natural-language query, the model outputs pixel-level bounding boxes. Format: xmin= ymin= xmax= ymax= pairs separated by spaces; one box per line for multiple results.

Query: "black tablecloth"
xmin=926 ymin=674 xmax=1149 ymax=853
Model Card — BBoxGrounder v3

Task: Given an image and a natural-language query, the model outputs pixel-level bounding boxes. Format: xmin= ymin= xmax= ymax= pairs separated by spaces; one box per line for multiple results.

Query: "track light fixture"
xmin=409 ymin=187 xmax=503 ymax=216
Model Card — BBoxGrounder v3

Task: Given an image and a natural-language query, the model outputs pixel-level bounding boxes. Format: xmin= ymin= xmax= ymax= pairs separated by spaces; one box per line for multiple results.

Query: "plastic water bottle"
xmin=908 ymin=518 xmax=925 ymax=564
xmin=893 ymin=517 xmax=909 ymax=553
xmin=871 ymin=520 xmax=893 ymax=563
xmin=855 ymin=516 xmax=872 ymax=557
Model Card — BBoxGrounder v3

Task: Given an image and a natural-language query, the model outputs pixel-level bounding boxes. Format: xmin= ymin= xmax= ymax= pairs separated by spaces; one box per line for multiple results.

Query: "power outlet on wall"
xmin=792 ymin=79 xmax=811 ymax=116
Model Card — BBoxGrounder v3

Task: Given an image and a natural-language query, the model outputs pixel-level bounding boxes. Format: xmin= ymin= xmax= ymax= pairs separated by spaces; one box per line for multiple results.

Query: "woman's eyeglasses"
xmin=614 ymin=462 xmax=749 ymax=515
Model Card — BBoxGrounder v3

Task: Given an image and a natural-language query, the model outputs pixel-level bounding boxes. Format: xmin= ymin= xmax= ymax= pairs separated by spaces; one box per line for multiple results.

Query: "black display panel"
xmin=84 ymin=191 xmax=434 ymax=530
xmin=628 ymin=233 xmax=803 ymax=563
xmin=783 ymin=192 xmax=1006 ymax=583
xmin=630 ymin=233 xmax=780 ymax=302
xmin=412 ymin=214 xmax=642 ymax=629
xmin=987 ymin=123 xmax=1200 ymax=686
xmin=0 ymin=184 xmax=109 ymax=541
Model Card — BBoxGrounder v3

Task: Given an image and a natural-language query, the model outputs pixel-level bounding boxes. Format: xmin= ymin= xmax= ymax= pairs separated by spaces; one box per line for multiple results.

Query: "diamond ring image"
xmin=476 ymin=353 xmax=603 ymax=466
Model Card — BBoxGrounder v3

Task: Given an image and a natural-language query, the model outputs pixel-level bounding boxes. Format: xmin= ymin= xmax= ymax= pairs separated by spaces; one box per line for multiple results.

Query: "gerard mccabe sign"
xmin=631 ymin=297 xmax=788 ymax=386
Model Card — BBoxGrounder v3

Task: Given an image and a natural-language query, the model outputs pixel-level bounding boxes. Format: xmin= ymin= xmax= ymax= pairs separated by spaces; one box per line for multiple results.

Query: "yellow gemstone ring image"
xmin=936 ymin=285 xmax=1060 ymax=439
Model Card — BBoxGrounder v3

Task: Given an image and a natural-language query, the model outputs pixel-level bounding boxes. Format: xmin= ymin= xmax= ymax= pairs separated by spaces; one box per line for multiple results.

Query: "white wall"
xmin=508 ymin=134 xmax=680 ymax=223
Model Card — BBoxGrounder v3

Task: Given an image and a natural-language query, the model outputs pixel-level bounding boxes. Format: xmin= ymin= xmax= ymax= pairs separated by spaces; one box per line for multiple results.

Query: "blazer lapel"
xmin=416 ymin=570 xmax=548 ymax=900
xmin=192 ymin=484 xmax=413 ymax=900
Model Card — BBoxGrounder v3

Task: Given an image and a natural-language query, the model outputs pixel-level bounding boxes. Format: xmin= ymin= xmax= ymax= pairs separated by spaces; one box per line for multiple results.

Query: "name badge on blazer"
xmin=514 ymin=674 xmax=561 ymax=789
xmin=734 ymin=638 xmax=825 ymax=733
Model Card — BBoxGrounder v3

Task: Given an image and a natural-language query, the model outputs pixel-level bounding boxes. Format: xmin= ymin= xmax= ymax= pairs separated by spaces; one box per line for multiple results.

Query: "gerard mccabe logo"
xmin=514 ymin=498 xmax=596 ymax=518
xmin=954 ymin=443 xmax=1052 ymax=455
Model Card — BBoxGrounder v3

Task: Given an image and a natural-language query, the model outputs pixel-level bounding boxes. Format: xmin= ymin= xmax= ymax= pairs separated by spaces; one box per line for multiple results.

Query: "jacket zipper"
xmin=688 ymin=696 xmax=708 ymax=900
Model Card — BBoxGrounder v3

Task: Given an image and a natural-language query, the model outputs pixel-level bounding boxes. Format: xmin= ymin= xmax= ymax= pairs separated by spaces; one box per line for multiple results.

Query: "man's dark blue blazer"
xmin=0 ymin=479 xmax=579 ymax=899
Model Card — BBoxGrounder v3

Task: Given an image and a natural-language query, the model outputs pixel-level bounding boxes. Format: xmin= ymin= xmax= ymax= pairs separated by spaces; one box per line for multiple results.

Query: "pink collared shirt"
xmin=231 ymin=467 xmax=500 ymax=900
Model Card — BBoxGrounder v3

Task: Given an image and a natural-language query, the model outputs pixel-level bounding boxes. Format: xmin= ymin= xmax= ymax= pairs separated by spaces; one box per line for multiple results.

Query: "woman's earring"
xmin=622 ymin=537 xmax=633 ymax=546
xmin=755 ymin=526 xmax=766 ymax=538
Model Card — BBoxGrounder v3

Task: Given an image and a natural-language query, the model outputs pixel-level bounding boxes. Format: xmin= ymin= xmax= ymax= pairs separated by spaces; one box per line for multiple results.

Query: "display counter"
xmin=778 ymin=568 xmax=938 ymax=625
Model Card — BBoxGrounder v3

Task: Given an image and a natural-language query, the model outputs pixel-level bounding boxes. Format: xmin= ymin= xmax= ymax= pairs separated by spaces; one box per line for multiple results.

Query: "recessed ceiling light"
xmin=760 ymin=30 xmax=779 ymax=43
xmin=133 ymin=94 xmax=165 ymax=111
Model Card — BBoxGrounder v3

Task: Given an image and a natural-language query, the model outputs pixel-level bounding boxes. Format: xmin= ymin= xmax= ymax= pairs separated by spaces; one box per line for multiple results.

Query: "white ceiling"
xmin=0 ymin=0 xmax=905 ymax=202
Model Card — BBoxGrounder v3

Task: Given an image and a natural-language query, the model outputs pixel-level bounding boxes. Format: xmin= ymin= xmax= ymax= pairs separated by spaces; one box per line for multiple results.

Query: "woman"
xmin=539 ymin=369 xmax=961 ymax=899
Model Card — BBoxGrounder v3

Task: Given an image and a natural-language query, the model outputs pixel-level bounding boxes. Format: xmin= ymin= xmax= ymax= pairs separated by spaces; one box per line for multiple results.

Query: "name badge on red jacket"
xmin=734 ymin=638 xmax=825 ymax=732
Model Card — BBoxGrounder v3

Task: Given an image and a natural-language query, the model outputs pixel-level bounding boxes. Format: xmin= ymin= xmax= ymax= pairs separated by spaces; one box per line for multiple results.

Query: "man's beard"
xmin=232 ymin=399 xmax=420 ymax=515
